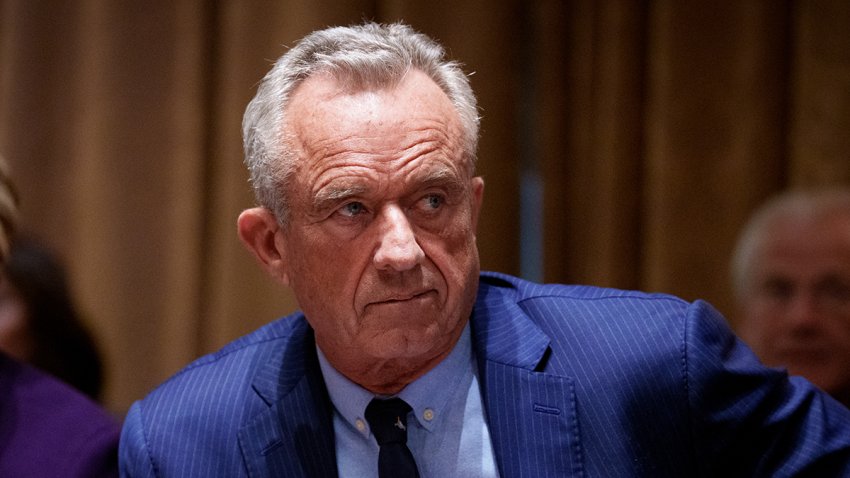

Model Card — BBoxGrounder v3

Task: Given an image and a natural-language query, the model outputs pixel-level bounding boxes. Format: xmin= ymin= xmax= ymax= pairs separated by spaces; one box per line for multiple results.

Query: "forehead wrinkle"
xmin=313 ymin=132 xmax=459 ymax=184
xmin=297 ymin=117 xmax=466 ymax=212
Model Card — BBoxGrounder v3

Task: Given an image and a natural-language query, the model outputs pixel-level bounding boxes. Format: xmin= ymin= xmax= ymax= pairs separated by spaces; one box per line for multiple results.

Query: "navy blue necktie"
xmin=365 ymin=398 xmax=421 ymax=478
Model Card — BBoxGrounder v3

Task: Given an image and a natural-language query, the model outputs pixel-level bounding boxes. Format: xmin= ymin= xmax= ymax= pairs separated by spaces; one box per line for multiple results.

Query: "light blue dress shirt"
xmin=317 ymin=323 xmax=500 ymax=477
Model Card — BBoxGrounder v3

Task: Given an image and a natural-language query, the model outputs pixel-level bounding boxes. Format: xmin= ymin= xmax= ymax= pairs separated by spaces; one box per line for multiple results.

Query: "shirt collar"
xmin=317 ymin=322 xmax=473 ymax=436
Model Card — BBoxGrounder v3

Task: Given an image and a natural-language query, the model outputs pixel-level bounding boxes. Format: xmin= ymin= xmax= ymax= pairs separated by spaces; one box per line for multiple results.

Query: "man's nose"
xmin=786 ymin=291 xmax=823 ymax=330
xmin=373 ymin=205 xmax=425 ymax=272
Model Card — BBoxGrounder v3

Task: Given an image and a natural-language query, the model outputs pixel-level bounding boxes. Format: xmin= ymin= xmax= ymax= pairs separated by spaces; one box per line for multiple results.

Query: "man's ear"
xmin=470 ymin=176 xmax=485 ymax=230
xmin=237 ymin=207 xmax=291 ymax=286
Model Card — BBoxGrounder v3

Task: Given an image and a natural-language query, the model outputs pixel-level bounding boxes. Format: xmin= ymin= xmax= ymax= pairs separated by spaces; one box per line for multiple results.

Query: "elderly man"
xmin=119 ymin=23 xmax=850 ymax=477
xmin=732 ymin=189 xmax=850 ymax=408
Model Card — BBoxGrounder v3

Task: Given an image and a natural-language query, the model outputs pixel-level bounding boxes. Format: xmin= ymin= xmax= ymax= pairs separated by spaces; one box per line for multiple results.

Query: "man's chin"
xmin=363 ymin=330 xmax=432 ymax=360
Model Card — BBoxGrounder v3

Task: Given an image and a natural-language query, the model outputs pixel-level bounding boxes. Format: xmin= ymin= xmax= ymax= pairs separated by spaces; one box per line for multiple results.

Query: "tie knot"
xmin=365 ymin=398 xmax=412 ymax=446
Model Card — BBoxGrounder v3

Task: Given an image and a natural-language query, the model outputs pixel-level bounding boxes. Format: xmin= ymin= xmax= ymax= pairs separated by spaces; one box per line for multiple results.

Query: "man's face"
xmin=274 ymin=70 xmax=483 ymax=390
xmin=739 ymin=213 xmax=850 ymax=401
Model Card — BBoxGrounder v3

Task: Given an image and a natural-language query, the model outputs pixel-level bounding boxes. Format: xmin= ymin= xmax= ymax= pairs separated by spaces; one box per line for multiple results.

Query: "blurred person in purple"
xmin=0 ymin=154 xmax=119 ymax=477
xmin=0 ymin=236 xmax=106 ymax=401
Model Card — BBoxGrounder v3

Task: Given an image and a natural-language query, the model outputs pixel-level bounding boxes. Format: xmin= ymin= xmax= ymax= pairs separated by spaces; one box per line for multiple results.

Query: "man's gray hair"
xmin=242 ymin=22 xmax=480 ymax=224
xmin=731 ymin=188 xmax=850 ymax=300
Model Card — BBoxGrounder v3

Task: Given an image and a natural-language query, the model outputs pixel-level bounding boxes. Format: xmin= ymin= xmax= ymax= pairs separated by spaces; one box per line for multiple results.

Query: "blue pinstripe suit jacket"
xmin=119 ymin=272 xmax=850 ymax=477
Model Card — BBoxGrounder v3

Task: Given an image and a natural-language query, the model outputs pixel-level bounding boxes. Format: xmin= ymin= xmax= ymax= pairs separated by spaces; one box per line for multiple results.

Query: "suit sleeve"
xmin=684 ymin=300 xmax=850 ymax=476
xmin=119 ymin=401 xmax=158 ymax=478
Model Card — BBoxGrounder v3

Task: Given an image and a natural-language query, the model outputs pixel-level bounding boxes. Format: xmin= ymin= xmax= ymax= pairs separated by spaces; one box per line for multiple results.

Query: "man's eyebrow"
xmin=310 ymin=169 xmax=465 ymax=211
xmin=414 ymin=168 xmax=464 ymax=190
xmin=312 ymin=184 xmax=368 ymax=211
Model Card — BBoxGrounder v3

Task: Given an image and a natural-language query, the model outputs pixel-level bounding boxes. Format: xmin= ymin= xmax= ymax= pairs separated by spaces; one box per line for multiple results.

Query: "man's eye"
xmin=761 ymin=278 xmax=793 ymax=301
xmin=422 ymin=194 xmax=444 ymax=210
xmin=340 ymin=202 xmax=366 ymax=217
xmin=815 ymin=276 xmax=850 ymax=306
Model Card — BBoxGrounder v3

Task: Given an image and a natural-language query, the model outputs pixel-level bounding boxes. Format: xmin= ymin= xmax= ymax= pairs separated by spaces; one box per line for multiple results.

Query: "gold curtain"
xmin=2 ymin=0 xmax=849 ymax=416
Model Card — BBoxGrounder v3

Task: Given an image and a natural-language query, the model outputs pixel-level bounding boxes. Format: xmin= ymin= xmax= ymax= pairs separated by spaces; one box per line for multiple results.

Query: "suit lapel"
xmin=238 ymin=322 xmax=338 ymax=478
xmin=472 ymin=279 xmax=584 ymax=477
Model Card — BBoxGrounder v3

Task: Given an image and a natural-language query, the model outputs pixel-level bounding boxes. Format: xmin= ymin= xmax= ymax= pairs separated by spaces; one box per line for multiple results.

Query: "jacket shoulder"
xmin=120 ymin=312 xmax=313 ymax=476
xmin=479 ymin=271 xmax=691 ymax=315
xmin=133 ymin=312 xmax=310 ymax=423
xmin=475 ymin=271 xmax=701 ymax=375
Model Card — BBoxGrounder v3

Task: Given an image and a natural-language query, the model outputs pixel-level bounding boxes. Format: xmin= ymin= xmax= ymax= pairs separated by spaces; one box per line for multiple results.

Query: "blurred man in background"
xmin=732 ymin=189 xmax=850 ymax=407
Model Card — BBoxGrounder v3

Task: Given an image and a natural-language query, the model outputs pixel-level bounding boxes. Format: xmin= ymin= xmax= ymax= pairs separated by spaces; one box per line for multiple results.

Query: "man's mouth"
xmin=376 ymin=290 xmax=431 ymax=304
xmin=371 ymin=290 xmax=435 ymax=306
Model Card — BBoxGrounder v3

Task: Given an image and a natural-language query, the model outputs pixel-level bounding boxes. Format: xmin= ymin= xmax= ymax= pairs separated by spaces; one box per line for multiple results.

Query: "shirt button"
xmin=423 ymin=408 xmax=435 ymax=421
xmin=356 ymin=419 xmax=366 ymax=431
